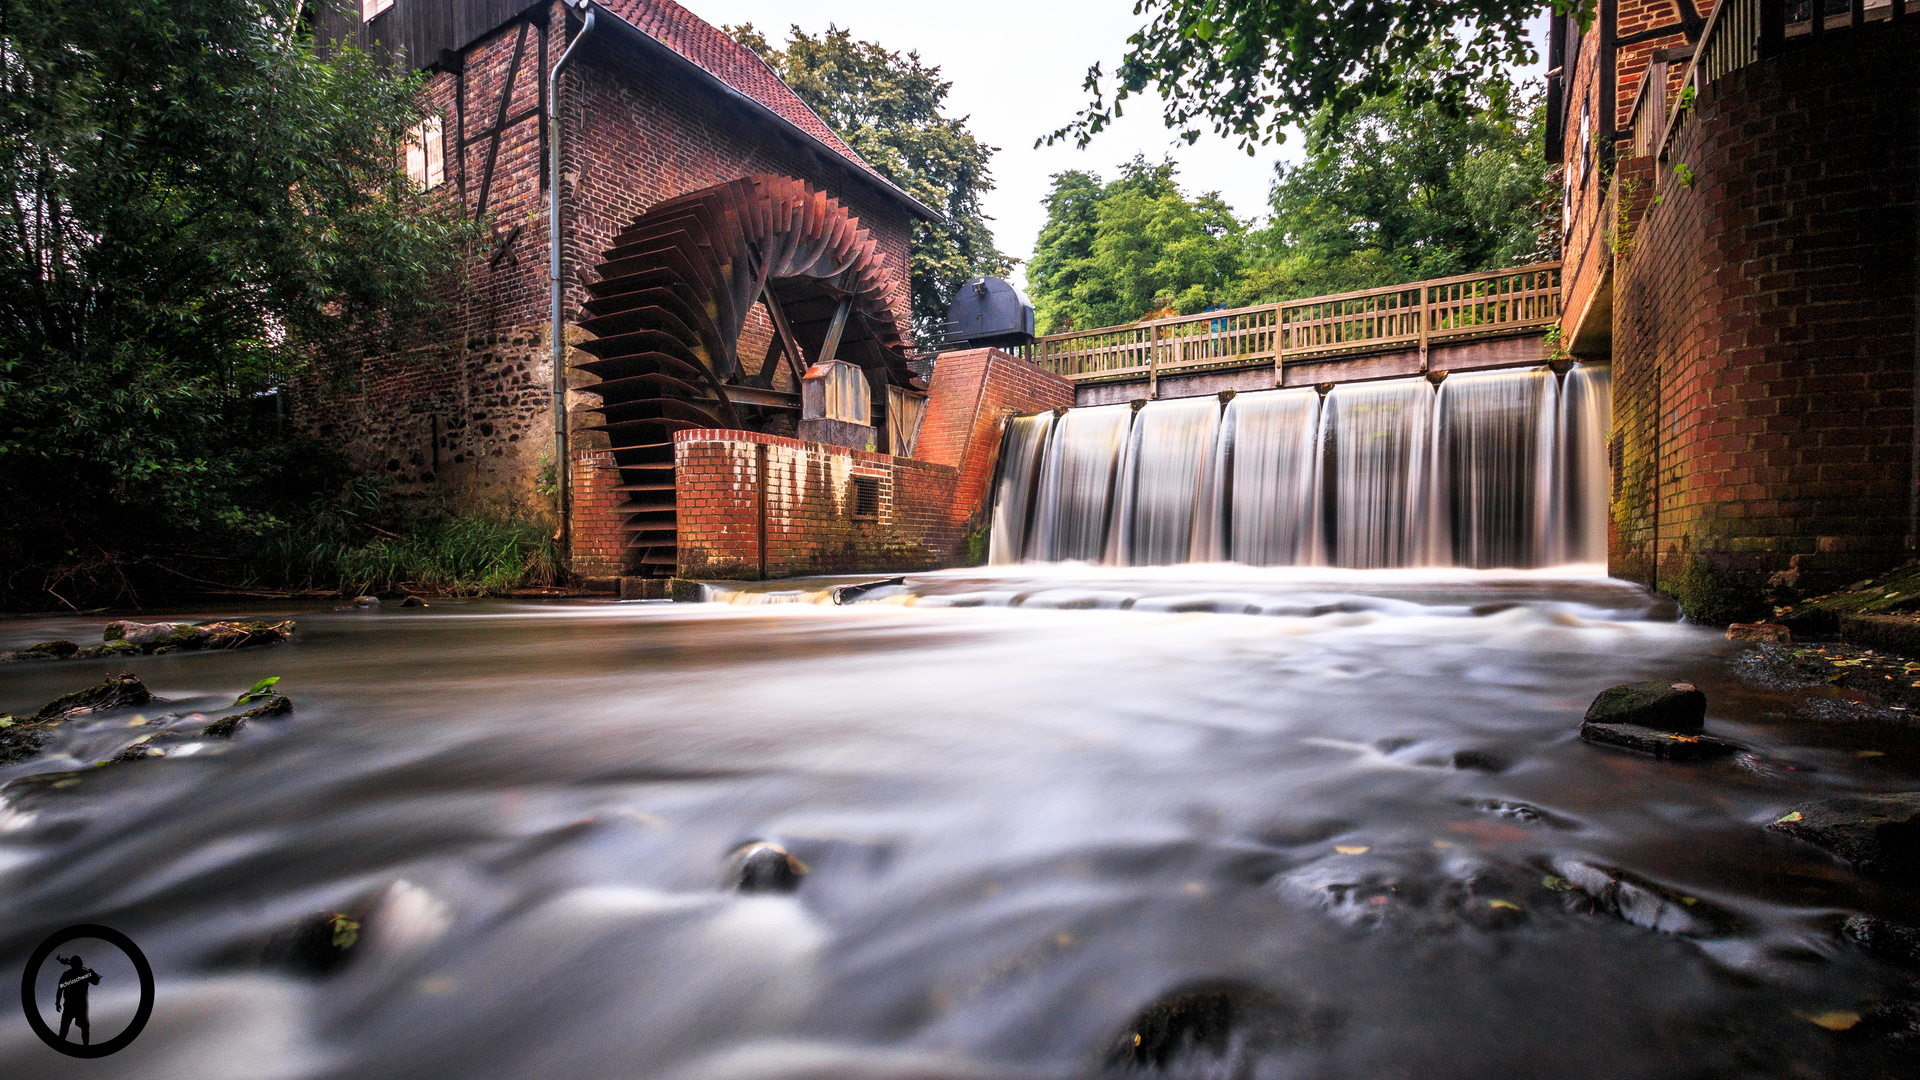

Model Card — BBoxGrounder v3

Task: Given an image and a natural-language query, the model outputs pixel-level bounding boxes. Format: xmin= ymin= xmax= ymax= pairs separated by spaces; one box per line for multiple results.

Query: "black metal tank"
xmin=941 ymin=277 xmax=1035 ymax=349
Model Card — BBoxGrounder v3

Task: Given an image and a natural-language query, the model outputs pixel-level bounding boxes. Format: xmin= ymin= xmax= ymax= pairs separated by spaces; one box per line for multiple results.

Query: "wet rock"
xmin=202 ymin=695 xmax=292 ymax=738
xmin=1580 ymin=722 xmax=1741 ymax=760
xmin=1728 ymin=622 xmax=1791 ymax=643
xmin=73 ymin=640 xmax=139 ymax=659
xmin=103 ymin=619 xmax=293 ymax=653
xmin=1844 ymin=914 xmax=1920 ymax=967
xmin=400 ymin=595 xmax=428 ymax=608
xmin=1767 ymin=793 xmax=1920 ymax=880
xmin=33 ymin=672 xmax=152 ymax=721
xmin=1276 ymin=848 xmax=1539 ymax=935
xmin=352 ymin=596 xmax=381 ymax=608
xmin=111 ymin=735 xmax=166 ymax=762
xmin=0 ymin=673 xmax=153 ymax=765
xmin=1463 ymin=799 xmax=1579 ymax=830
xmin=0 ymin=640 xmax=81 ymax=663
xmin=260 ymin=909 xmax=366 ymax=977
xmin=1107 ymin=980 xmax=1337 ymax=1070
xmin=831 ymin=577 xmax=905 ymax=605
xmin=1583 ymin=680 xmax=1707 ymax=731
xmin=728 ymin=841 xmax=808 ymax=893
xmin=1451 ymin=749 xmax=1508 ymax=773
xmin=1545 ymin=858 xmax=1740 ymax=936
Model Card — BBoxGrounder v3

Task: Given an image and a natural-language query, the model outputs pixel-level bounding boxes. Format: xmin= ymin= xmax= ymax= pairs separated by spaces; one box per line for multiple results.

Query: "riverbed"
xmin=1 ymin=566 xmax=1916 ymax=1078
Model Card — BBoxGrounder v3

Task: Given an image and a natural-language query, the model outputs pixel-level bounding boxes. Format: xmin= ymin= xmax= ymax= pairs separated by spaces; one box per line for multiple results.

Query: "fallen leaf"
xmin=1800 ymin=1010 xmax=1861 ymax=1032
xmin=1856 ymin=750 xmax=1886 ymax=758
xmin=1334 ymin=845 xmax=1370 ymax=855
xmin=1488 ymin=899 xmax=1521 ymax=911
xmin=235 ymin=676 xmax=282 ymax=706
xmin=1541 ymin=875 xmax=1574 ymax=892
xmin=1775 ymin=811 xmax=1803 ymax=824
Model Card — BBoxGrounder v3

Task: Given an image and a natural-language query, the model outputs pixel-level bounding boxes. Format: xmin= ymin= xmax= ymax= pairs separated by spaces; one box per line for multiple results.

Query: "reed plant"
xmin=247 ymin=511 xmax=556 ymax=597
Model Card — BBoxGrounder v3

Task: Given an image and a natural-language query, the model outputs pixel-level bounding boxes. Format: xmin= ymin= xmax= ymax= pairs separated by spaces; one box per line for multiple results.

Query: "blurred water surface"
xmin=0 ymin=566 xmax=1915 ymax=1079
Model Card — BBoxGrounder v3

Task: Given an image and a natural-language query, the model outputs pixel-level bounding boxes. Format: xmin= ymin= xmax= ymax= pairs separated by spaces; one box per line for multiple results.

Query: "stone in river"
xmin=1768 ymin=793 xmax=1920 ymax=880
xmin=1579 ymin=721 xmax=1739 ymax=760
xmin=33 ymin=672 xmax=152 ymax=721
xmin=1727 ymin=622 xmax=1790 ymax=643
xmin=203 ymin=695 xmax=293 ymax=738
xmin=1583 ymin=681 xmax=1707 ymax=731
xmin=729 ymin=841 xmax=807 ymax=893
xmin=1844 ymin=914 xmax=1920 ymax=967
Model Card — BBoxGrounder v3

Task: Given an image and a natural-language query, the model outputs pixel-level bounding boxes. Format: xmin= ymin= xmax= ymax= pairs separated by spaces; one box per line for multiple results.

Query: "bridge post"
xmin=1417 ymin=284 xmax=1431 ymax=373
xmin=1148 ymin=322 xmax=1161 ymax=399
xmin=1272 ymin=307 xmax=1285 ymax=388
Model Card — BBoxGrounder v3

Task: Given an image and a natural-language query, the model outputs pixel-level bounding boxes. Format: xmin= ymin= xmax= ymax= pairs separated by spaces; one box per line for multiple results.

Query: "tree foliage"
xmin=1048 ymin=0 xmax=1594 ymax=151
xmin=1239 ymin=76 xmax=1555 ymax=300
xmin=1027 ymin=158 xmax=1246 ymax=334
xmin=1027 ymin=76 xmax=1555 ymax=334
xmin=0 ymin=0 xmax=480 ymax=602
xmin=729 ymin=22 xmax=1011 ymax=343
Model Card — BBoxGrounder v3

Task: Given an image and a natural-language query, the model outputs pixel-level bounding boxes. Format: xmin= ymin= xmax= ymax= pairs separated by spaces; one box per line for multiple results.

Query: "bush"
xmin=249 ymin=511 xmax=555 ymax=598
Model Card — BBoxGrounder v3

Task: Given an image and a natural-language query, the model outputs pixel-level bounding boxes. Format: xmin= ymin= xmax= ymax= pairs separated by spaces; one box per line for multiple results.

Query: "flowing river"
xmin=2 ymin=567 xmax=1917 ymax=1079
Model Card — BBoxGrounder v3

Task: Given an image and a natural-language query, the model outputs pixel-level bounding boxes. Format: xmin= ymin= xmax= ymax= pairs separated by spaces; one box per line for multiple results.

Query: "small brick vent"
xmin=851 ymin=476 xmax=881 ymax=520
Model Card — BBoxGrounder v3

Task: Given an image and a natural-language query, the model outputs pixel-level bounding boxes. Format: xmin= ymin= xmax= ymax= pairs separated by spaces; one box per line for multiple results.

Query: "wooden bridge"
xmin=1018 ymin=263 xmax=1564 ymax=403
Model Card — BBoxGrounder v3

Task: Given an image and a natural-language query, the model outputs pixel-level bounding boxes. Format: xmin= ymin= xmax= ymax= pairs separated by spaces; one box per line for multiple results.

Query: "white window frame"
xmin=363 ymin=0 xmax=394 ymax=22
xmin=405 ymin=115 xmax=445 ymax=190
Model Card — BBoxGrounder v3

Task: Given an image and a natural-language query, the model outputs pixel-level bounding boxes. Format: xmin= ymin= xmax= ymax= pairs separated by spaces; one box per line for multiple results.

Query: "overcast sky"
xmin=682 ymin=1 xmax=1548 ymax=288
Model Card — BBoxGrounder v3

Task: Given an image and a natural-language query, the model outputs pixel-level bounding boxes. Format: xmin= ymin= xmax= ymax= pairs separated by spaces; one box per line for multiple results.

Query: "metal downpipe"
xmin=550 ymin=1 xmax=597 ymax=569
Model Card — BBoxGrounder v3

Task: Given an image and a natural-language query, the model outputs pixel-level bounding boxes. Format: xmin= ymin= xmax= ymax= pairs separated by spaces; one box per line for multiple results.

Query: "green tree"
xmin=0 ymin=0 xmax=480 ymax=603
xmin=729 ymin=23 xmax=1011 ymax=343
xmin=1048 ymin=0 xmax=1594 ymax=151
xmin=1232 ymin=75 xmax=1555 ymax=303
xmin=1027 ymin=158 xmax=1248 ymax=334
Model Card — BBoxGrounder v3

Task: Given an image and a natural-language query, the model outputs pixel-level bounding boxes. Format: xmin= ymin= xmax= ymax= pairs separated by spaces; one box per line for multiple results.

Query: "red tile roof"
xmin=595 ymin=0 xmax=906 ymax=199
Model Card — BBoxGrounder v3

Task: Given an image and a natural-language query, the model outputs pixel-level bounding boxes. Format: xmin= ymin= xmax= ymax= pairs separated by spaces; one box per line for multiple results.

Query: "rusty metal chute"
xmin=578 ymin=174 xmax=918 ymax=574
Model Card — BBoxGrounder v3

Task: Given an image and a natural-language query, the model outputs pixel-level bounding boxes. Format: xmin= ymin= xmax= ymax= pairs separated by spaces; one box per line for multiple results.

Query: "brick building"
xmin=1552 ymin=0 xmax=1919 ymax=601
xmin=304 ymin=0 xmax=1043 ymax=581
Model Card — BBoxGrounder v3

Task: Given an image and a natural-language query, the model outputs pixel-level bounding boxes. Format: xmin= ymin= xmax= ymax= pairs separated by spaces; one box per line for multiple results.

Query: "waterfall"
xmin=991 ymin=364 xmax=1612 ymax=569
xmin=1436 ymin=368 xmax=1556 ymax=569
xmin=1028 ymin=403 xmax=1132 ymax=562
xmin=1554 ymin=363 xmax=1613 ymax=564
xmin=1110 ymin=396 xmax=1221 ymax=565
xmin=987 ymin=413 xmax=1055 ymax=564
xmin=1325 ymin=378 xmax=1437 ymax=569
xmin=1217 ymin=388 xmax=1324 ymax=566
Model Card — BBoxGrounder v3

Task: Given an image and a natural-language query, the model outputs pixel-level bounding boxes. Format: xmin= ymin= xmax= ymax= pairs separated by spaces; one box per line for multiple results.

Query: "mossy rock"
xmin=1582 ymin=681 xmax=1707 ymax=731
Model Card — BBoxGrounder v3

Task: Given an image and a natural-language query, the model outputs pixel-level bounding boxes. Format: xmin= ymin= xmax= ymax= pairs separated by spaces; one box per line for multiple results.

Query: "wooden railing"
xmin=1651 ymin=0 xmax=1909 ymax=160
xmin=1022 ymin=263 xmax=1562 ymax=386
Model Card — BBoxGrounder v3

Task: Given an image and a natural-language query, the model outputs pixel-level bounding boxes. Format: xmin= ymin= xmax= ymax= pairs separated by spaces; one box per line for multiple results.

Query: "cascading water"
xmin=1109 ymin=396 xmax=1221 ymax=565
xmin=1554 ymin=363 xmax=1613 ymax=564
xmin=1024 ymin=403 xmax=1131 ymax=562
xmin=1436 ymin=367 xmax=1557 ymax=569
xmin=993 ymin=364 xmax=1612 ymax=569
xmin=1325 ymin=378 xmax=1438 ymax=569
xmin=987 ymin=413 xmax=1053 ymax=564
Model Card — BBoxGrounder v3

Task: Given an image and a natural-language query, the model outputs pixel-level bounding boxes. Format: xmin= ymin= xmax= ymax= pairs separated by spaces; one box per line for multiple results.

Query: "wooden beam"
xmin=818 ymin=296 xmax=853 ymax=365
xmin=474 ymin=20 xmax=529 ymax=219
xmin=762 ymin=290 xmax=809 ymax=385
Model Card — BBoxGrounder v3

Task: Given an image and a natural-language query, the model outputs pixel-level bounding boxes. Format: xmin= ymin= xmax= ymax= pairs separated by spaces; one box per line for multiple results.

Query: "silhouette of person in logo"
xmin=53 ymin=954 xmax=99 ymax=1045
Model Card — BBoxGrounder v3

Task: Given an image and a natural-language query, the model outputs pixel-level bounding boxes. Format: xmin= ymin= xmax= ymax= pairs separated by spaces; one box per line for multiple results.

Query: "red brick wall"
xmin=569 ymin=448 xmax=626 ymax=577
xmin=1558 ymin=3 xmax=1692 ymax=350
xmin=917 ymin=348 xmax=1078 ymax=540
xmin=674 ymin=430 xmax=962 ymax=579
xmin=293 ymin=3 xmax=916 ymax=547
xmin=1610 ymin=23 xmax=1920 ymax=589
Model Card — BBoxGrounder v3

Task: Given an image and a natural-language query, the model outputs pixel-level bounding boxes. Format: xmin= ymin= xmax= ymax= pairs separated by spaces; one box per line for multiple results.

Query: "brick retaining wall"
xmin=1611 ymin=24 xmax=1920 ymax=590
xmin=674 ymin=430 xmax=963 ymax=579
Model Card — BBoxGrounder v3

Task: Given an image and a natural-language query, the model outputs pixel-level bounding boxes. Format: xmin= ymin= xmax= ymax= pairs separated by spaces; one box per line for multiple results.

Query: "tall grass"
xmin=249 ymin=513 xmax=557 ymax=596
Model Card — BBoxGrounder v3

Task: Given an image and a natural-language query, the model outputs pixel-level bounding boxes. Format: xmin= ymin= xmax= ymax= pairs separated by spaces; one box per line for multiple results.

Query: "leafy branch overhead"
xmin=1047 ymin=0 xmax=1597 ymax=151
